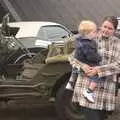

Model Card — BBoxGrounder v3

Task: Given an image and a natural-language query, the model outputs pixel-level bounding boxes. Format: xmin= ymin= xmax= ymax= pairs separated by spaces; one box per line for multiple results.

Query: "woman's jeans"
xmin=80 ymin=106 xmax=113 ymax=120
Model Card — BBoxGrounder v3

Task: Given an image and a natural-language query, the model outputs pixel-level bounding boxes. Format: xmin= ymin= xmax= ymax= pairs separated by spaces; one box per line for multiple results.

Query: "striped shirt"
xmin=72 ymin=33 xmax=120 ymax=111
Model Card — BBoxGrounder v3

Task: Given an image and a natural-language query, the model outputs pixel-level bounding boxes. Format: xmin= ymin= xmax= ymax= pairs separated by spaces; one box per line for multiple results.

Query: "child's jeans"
xmin=88 ymin=75 xmax=105 ymax=88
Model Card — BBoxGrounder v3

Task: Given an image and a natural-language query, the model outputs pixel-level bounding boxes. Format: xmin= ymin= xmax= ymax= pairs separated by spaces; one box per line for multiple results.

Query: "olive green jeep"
xmin=0 ymin=35 xmax=84 ymax=120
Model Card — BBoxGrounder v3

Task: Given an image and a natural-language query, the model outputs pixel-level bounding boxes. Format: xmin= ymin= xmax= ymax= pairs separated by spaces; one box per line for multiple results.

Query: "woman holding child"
xmin=68 ymin=16 xmax=120 ymax=120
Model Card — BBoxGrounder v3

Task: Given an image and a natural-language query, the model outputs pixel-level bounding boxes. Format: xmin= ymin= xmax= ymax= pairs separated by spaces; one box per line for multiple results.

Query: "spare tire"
xmin=55 ymin=84 xmax=84 ymax=120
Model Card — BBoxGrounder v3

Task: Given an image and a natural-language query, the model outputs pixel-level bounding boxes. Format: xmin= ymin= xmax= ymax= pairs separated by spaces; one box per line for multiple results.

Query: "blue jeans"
xmin=88 ymin=75 xmax=105 ymax=83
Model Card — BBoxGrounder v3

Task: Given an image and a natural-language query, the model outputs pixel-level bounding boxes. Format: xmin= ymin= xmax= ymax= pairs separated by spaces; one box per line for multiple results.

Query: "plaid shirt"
xmin=72 ymin=33 xmax=120 ymax=111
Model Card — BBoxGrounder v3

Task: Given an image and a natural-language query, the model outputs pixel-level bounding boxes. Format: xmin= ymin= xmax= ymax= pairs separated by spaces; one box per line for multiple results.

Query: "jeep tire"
xmin=55 ymin=84 xmax=84 ymax=120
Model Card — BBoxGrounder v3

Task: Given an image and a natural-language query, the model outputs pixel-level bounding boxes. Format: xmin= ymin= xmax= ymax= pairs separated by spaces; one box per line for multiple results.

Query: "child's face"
xmin=87 ymin=25 xmax=97 ymax=39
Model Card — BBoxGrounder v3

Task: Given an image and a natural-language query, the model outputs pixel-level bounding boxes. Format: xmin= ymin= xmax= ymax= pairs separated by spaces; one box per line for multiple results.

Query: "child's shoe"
xmin=83 ymin=89 xmax=95 ymax=103
xmin=66 ymin=81 xmax=74 ymax=91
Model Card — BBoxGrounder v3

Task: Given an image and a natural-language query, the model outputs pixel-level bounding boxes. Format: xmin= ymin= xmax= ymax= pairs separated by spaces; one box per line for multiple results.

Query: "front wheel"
xmin=55 ymin=84 xmax=84 ymax=120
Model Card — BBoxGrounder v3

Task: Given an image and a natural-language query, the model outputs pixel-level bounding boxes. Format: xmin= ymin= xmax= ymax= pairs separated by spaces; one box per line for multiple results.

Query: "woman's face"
xmin=100 ymin=20 xmax=115 ymax=38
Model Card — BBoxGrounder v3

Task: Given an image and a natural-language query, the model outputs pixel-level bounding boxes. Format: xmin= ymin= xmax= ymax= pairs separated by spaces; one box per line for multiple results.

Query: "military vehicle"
xmin=0 ymin=14 xmax=119 ymax=120
xmin=0 ymin=14 xmax=83 ymax=120
xmin=0 ymin=23 xmax=82 ymax=120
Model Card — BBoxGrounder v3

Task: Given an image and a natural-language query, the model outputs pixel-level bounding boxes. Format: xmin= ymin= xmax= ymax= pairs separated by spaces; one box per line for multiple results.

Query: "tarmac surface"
xmin=0 ymin=102 xmax=58 ymax=120
xmin=0 ymin=91 xmax=119 ymax=120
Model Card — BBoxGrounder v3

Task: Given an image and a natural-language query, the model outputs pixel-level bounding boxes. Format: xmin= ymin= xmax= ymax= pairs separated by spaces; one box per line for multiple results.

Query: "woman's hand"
xmin=68 ymin=56 xmax=100 ymax=76
xmin=86 ymin=67 xmax=100 ymax=77
xmin=81 ymin=64 xmax=92 ymax=74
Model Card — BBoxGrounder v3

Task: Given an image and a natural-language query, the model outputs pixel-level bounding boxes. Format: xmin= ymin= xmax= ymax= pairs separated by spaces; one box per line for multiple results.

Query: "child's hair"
xmin=78 ymin=20 xmax=96 ymax=36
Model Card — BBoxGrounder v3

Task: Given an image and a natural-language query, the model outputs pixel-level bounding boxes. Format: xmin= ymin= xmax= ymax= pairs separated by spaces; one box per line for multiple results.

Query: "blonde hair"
xmin=78 ymin=20 xmax=96 ymax=35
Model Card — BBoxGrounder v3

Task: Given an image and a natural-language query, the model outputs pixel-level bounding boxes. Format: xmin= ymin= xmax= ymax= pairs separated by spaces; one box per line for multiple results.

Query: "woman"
xmin=71 ymin=16 xmax=120 ymax=120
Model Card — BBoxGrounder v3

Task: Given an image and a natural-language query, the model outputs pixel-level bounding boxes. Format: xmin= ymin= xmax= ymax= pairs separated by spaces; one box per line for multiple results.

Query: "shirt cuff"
xmin=96 ymin=66 xmax=106 ymax=78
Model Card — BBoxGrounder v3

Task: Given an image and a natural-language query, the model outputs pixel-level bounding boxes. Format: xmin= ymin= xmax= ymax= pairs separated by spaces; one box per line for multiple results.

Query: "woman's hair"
xmin=78 ymin=20 xmax=96 ymax=35
xmin=103 ymin=16 xmax=118 ymax=30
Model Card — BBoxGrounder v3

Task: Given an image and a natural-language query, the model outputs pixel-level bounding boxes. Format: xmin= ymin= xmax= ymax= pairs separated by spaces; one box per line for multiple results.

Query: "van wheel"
xmin=55 ymin=84 xmax=84 ymax=120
